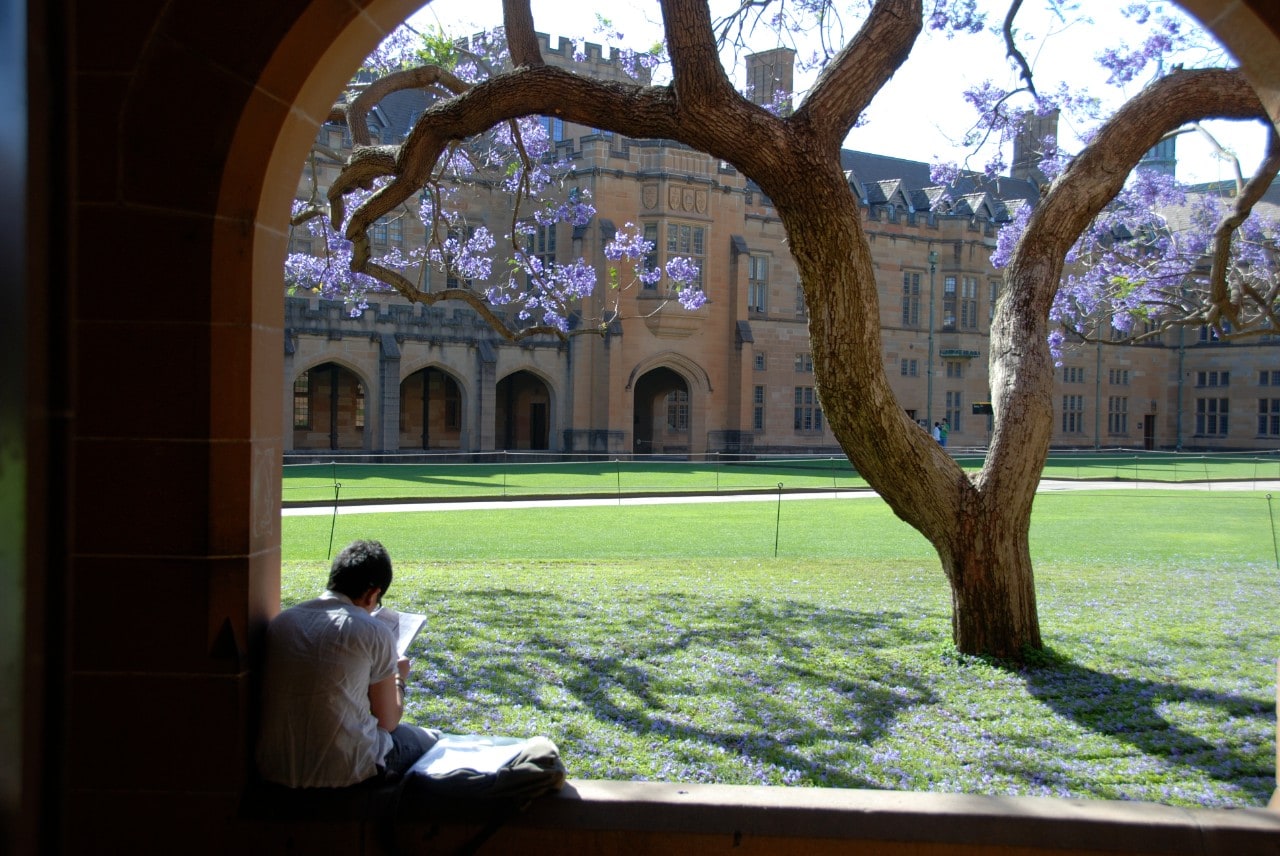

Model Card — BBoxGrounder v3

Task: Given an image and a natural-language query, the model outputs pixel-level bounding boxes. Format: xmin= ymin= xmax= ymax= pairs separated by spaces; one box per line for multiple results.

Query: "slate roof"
xmin=1160 ymin=176 xmax=1280 ymax=234
xmin=839 ymin=148 xmax=1040 ymax=220
xmin=332 ymin=86 xmax=1043 ymax=221
xmin=369 ymin=88 xmax=429 ymax=140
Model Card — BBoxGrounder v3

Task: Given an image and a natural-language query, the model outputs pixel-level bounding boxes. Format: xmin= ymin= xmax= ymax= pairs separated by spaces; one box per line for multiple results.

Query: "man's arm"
xmin=369 ymin=656 xmax=411 ymax=732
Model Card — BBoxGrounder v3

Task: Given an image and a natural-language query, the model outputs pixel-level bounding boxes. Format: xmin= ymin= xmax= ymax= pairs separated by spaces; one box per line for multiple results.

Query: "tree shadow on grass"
xmin=407 ymin=586 xmax=943 ymax=788
xmin=1013 ymin=648 xmax=1274 ymax=794
xmin=402 ymin=585 xmax=1273 ymax=801
xmin=545 ymin=624 xmax=935 ymax=787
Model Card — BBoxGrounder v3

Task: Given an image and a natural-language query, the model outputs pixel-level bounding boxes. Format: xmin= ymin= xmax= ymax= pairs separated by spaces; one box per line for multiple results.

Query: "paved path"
xmin=282 ymin=479 xmax=1280 ymax=517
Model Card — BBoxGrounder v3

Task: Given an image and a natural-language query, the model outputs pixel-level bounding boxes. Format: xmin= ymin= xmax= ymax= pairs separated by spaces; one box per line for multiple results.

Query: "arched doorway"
xmin=291 ymin=362 xmax=368 ymax=451
xmin=400 ymin=367 xmax=464 ymax=450
xmin=633 ymin=367 xmax=691 ymax=456
xmin=495 ymin=370 xmax=551 ymax=450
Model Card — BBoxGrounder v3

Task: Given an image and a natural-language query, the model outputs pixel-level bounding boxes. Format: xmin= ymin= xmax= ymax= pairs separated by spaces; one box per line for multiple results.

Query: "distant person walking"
xmin=939 ymin=420 xmax=949 ymax=448
xmin=932 ymin=422 xmax=942 ymax=443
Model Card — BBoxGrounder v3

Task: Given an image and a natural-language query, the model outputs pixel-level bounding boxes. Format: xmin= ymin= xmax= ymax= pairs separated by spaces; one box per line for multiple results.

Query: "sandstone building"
xmin=285 ymin=39 xmax=1279 ymax=460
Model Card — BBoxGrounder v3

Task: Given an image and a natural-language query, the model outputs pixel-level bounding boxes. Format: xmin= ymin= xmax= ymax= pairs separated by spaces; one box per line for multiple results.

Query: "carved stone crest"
xmin=642 ymin=184 xmax=658 ymax=210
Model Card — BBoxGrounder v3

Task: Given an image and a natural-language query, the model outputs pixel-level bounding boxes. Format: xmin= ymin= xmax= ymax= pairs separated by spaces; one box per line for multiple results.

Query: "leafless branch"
xmin=1001 ymin=0 xmax=1037 ymax=98
xmin=1189 ymin=122 xmax=1246 ymax=191
xmin=800 ymin=0 xmax=923 ymax=145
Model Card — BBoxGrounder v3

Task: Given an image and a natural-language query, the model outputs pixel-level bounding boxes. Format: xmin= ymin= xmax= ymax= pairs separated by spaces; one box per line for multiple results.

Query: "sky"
xmin=407 ymin=0 xmax=1270 ymax=186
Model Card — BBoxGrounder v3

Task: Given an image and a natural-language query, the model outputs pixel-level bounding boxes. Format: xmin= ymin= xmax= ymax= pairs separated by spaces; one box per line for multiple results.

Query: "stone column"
xmin=475 ymin=339 xmax=497 ymax=452
xmin=377 ymin=333 xmax=401 ymax=453
xmin=282 ymin=331 xmax=296 ymax=452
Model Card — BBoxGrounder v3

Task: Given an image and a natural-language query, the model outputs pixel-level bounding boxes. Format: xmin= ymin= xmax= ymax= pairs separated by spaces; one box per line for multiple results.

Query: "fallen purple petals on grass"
xmin=282 ymin=557 xmax=1277 ymax=808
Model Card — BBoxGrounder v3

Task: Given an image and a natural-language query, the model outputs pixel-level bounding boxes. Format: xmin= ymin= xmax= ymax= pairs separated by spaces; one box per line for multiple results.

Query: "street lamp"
xmin=926 ymin=249 xmax=938 ymax=428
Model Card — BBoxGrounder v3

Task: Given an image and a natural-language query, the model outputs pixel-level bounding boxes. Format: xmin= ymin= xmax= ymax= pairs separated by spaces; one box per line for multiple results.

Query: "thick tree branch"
xmin=1205 ymin=125 xmax=1280 ymax=320
xmin=799 ymin=0 xmax=922 ymax=146
xmin=983 ymin=68 xmax=1266 ymax=508
xmin=340 ymin=66 xmax=671 ymax=243
xmin=502 ymin=0 xmax=543 ymax=68
xmin=1014 ymin=68 xmax=1268 ymax=315
xmin=661 ymin=0 xmax=741 ymax=112
xmin=346 ymin=65 xmax=472 ymax=147
xmin=331 ymin=2 xmax=824 ymax=304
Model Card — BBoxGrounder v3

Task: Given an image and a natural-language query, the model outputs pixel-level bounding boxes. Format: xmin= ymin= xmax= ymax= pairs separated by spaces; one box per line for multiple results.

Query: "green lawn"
xmin=282 ymin=456 xmax=871 ymax=503
xmin=281 ymin=451 xmax=1280 ymax=504
xmin=1033 ymin=451 xmax=1280 ymax=483
xmin=281 ymin=490 xmax=1280 ymax=807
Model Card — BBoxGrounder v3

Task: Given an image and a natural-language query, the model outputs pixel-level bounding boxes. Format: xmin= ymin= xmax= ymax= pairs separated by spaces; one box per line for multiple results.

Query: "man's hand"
xmin=370 ymin=657 xmax=412 ymax=732
xmin=369 ymin=671 xmax=404 ymax=732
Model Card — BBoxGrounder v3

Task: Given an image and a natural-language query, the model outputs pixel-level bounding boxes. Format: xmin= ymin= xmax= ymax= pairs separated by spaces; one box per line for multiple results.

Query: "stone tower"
xmin=745 ymin=47 xmax=796 ymax=111
xmin=1010 ymin=109 xmax=1059 ymax=186
xmin=1139 ymin=134 xmax=1178 ymax=176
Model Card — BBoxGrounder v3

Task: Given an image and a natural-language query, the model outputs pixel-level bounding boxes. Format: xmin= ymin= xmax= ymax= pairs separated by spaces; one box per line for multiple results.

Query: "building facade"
xmin=285 ymin=37 xmax=1279 ymax=459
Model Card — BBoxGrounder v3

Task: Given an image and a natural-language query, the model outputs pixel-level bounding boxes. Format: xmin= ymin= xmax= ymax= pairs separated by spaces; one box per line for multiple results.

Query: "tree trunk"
xmin=761 ymin=145 xmax=1050 ymax=659
xmin=939 ymin=491 xmax=1042 ymax=658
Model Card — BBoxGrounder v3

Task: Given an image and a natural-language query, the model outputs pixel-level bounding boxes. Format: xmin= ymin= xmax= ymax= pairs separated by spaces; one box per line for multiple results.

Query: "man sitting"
xmin=257 ymin=539 xmax=438 ymax=787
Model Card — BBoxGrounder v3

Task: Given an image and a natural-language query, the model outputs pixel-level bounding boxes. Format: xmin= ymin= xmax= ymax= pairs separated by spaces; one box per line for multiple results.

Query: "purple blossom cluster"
xmin=293 ymin=24 xmax=712 ymax=334
xmin=362 ymin=26 xmax=420 ymax=76
xmin=666 ymin=259 xmax=708 ymax=310
xmin=950 ymin=1 xmax=1243 ymax=365
xmin=287 ymin=194 xmax=405 ymax=315
xmin=428 ymin=223 xmax=495 ymax=282
xmin=615 ymin=47 xmax=665 ymax=80
xmin=762 ymin=88 xmax=794 ymax=117
xmin=960 ymin=81 xmax=1016 ymax=141
xmin=481 ymin=191 xmax=603 ymax=332
xmin=960 ymin=0 xmax=1276 ymax=361
xmin=602 ymin=222 xmax=653 ymax=265
xmin=928 ymin=161 xmax=961 ymax=188
xmin=989 ymin=203 xmax=1031 ymax=271
xmin=603 ymin=223 xmax=706 ymax=311
xmin=1032 ymin=166 xmax=1280 ymax=361
xmin=926 ymin=0 xmax=986 ymax=37
xmin=486 ymin=255 xmax=599 ymax=333
xmin=1095 ymin=10 xmax=1186 ymax=86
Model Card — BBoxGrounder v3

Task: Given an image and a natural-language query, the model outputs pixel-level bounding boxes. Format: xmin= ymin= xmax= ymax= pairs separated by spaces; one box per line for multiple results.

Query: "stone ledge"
xmin=514 ymin=782 xmax=1280 ymax=854
xmin=239 ymin=778 xmax=1280 ymax=855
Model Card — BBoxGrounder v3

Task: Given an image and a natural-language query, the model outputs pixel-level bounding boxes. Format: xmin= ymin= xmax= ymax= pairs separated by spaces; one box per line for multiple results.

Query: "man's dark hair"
xmin=327 ymin=539 xmax=393 ymax=601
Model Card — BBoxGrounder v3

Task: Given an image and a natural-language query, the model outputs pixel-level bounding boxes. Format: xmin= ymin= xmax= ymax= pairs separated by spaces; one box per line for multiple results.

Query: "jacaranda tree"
xmin=293 ymin=0 xmax=1276 ymax=658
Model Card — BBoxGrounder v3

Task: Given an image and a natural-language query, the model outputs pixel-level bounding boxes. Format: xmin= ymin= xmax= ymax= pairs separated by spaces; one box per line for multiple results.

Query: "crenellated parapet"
xmin=535 ymin=32 xmax=654 ymax=85
xmin=284 ymin=296 xmax=565 ymax=352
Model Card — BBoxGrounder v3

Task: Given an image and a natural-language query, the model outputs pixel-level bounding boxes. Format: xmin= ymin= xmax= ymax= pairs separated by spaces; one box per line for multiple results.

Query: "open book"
xmin=410 ymin=734 xmax=526 ymax=776
xmin=372 ymin=606 xmax=427 ymax=657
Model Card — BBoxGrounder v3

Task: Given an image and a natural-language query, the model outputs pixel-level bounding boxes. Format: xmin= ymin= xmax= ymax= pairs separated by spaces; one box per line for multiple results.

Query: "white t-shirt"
xmin=257 ymin=591 xmax=398 ymax=787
